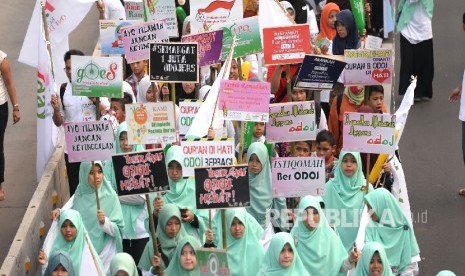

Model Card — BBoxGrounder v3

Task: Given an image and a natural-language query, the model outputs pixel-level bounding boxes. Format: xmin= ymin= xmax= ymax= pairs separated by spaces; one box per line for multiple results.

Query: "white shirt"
xmin=0 ymin=51 xmax=9 ymax=105
xmin=400 ymin=2 xmax=433 ymax=44
xmin=62 ymin=83 xmax=97 ymax=123
xmin=104 ymin=0 xmax=126 ymax=20
xmin=458 ymin=70 xmax=465 ymax=121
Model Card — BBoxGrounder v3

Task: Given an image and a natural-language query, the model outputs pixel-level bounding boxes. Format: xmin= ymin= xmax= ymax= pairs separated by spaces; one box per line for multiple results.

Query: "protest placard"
xmin=112 ymin=150 xmax=169 ymax=196
xmin=126 ymin=102 xmax=177 ymax=145
xmin=343 ymin=49 xmax=393 ymax=85
xmin=181 ymin=30 xmax=223 ymax=66
xmin=266 ymin=101 xmax=317 ymax=143
xmin=143 ymin=0 xmax=178 ymax=37
xmin=195 ymin=165 xmax=250 ymax=209
xmin=181 ymin=138 xmax=235 ymax=177
xmin=364 ymin=35 xmax=383 ymax=50
xmin=242 ymin=122 xmax=255 ymax=153
xmin=179 ymin=99 xmax=203 ymax=135
xmin=124 ymin=0 xmax=143 ymax=20
xmin=71 ymin=56 xmax=123 ymax=98
xmin=219 ymin=80 xmax=270 ymax=122
xmin=342 ymin=112 xmax=397 ymax=154
xmin=271 ymin=157 xmax=326 ymax=197
xmin=213 ymin=16 xmax=262 ymax=60
xmin=262 ymin=24 xmax=311 ymax=65
xmin=190 ymin=0 xmax=243 ymax=34
xmin=295 ymin=55 xmax=347 ymax=89
xmin=149 ymin=42 xmax=199 ymax=83
xmin=121 ymin=21 xmax=169 ymax=63
xmin=64 ymin=121 xmax=115 ymax=163
xmin=100 ymin=20 xmax=140 ymax=55
xmin=197 ymin=248 xmax=230 ymax=276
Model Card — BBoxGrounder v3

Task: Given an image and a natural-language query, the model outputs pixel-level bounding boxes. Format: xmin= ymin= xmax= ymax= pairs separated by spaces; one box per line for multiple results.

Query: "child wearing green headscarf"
xmin=109 ymin=252 xmax=139 ymax=276
xmin=354 ymin=241 xmax=393 ymax=276
xmin=291 ymin=195 xmax=358 ymax=275
xmin=323 ymin=151 xmax=373 ymax=251
xmin=43 ymin=251 xmax=75 ymax=276
xmin=364 ymin=188 xmax=420 ymax=275
xmin=258 ymin=232 xmax=309 ymax=276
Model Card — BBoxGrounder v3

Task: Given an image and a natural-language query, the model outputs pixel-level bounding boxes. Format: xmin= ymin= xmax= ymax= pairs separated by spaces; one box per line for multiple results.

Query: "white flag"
xmin=395 ymin=77 xmax=416 ymax=143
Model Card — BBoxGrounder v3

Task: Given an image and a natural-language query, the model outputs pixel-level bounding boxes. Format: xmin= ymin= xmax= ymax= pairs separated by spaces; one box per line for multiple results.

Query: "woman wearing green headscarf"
xmin=354 ymin=241 xmax=393 ymax=276
xmin=72 ymin=161 xmax=124 ymax=272
xmin=138 ymin=203 xmax=188 ymax=273
xmin=109 ymin=252 xmax=139 ymax=276
xmin=105 ymin=122 xmax=148 ymax=267
xmin=162 ymin=235 xmax=201 ymax=276
xmin=291 ymin=195 xmax=357 ymax=275
xmin=323 ymin=151 xmax=373 ymax=251
xmin=258 ymin=232 xmax=309 ymax=276
xmin=43 ymin=251 xmax=75 ymax=276
xmin=364 ymin=188 xmax=420 ymax=275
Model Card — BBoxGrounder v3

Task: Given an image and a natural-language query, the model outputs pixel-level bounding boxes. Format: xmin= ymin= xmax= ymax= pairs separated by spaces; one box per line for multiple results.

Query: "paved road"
xmin=1 ymin=0 xmax=465 ymax=274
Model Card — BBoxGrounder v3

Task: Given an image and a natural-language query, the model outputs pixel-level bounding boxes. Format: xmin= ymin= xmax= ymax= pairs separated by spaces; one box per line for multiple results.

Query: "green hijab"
xmin=258 ymin=232 xmax=309 ymax=276
xmin=354 ymin=241 xmax=393 ymax=276
xmin=109 ymin=252 xmax=138 ymax=276
xmin=291 ymin=195 xmax=347 ymax=275
xmin=323 ymin=151 xmax=372 ymax=251
xmin=397 ymin=0 xmax=434 ymax=32
xmin=44 ymin=250 xmax=76 ymax=276
xmin=364 ymin=188 xmax=420 ymax=273
xmin=164 ymin=235 xmax=201 ymax=276
xmin=73 ymin=161 xmax=124 ymax=254
xmin=247 ymin=142 xmax=273 ymax=229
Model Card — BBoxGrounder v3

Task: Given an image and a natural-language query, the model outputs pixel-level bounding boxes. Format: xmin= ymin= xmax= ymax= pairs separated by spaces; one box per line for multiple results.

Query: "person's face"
xmin=182 ymin=82 xmax=195 ymax=94
xmin=253 ymin=0 xmax=259 ymax=9
xmin=130 ymin=60 xmax=147 ymax=76
xmin=229 ymin=60 xmax=239 ymax=80
xmin=119 ymin=132 xmax=133 ymax=153
xmin=115 ymin=271 xmax=129 ymax=276
xmin=302 ymin=207 xmax=320 ymax=230
xmin=369 ymin=251 xmax=383 ymax=276
xmin=88 ymin=164 xmax=103 ymax=188
xmin=328 ymin=10 xmax=338 ymax=28
xmin=230 ymin=217 xmax=245 ymax=239
xmin=168 ymin=161 xmax=183 ymax=182
xmin=161 ymin=85 xmax=169 ymax=95
xmin=287 ymin=8 xmax=295 ymax=21
xmin=253 ymin=122 xmax=265 ymax=138
xmin=294 ymin=141 xmax=311 ymax=157
xmin=111 ymin=101 xmax=125 ymax=123
xmin=336 ymin=21 xmax=348 ymax=38
xmin=368 ymin=91 xmax=384 ymax=112
xmin=316 ymin=141 xmax=335 ymax=161
xmin=180 ymin=244 xmax=197 ymax=271
xmin=61 ymin=219 xmax=77 ymax=242
xmin=165 ymin=216 xmax=181 ymax=238
xmin=52 ymin=264 xmax=69 ymax=276
xmin=341 ymin=153 xmax=357 ymax=177
xmin=248 ymin=154 xmax=262 ymax=175
xmin=64 ymin=59 xmax=72 ymax=81
xmin=146 ymin=86 xmax=157 ymax=102
xmin=279 ymin=243 xmax=294 ymax=268
xmin=291 ymin=89 xmax=307 ymax=102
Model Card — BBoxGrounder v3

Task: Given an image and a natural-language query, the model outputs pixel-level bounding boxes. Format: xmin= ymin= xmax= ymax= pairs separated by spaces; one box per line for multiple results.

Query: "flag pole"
xmin=40 ymin=1 xmax=55 ymax=77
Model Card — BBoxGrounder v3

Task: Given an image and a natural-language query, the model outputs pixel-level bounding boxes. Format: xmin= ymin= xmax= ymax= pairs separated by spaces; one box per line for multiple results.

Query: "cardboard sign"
xmin=343 ymin=49 xmax=393 ymax=85
xmin=266 ymin=101 xmax=317 ymax=143
xmin=190 ymin=0 xmax=243 ymax=34
xmin=149 ymin=42 xmax=199 ymax=82
xmin=125 ymin=0 xmax=144 ymax=20
xmin=179 ymin=100 xmax=203 ymax=135
xmin=263 ymin=24 xmax=311 ymax=65
xmin=364 ymin=35 xmax=383 ymax=50
xmin=121 ymin=21 xmax=169 ymax=63
xmin=112 ymin=150 xmax=169 ymax=195
xmin=197 ymin=248 xmax=230 ymax=276
xmin=100 ymin=20 xmax=140 ymax=55
xmin=71 ymin=56 xmax=123 ymax=98
xmin=143 ymin=0 xmax=178 ymax=37
xmin=295 ymin=55 xmax=347 ymax=89
xmin=342 ymin=112 xmax=397 ymax=154
xmin=64 ymin=121 xmax=115 ymax=163
xmin=195 ymin=165 xmax=250 ymax=209
xmin=126 ymin=102 xmax=177 ymax=145
xmin=214 ymin=16 xmax=262 ymax=59
xmin=181 ymin=138 xmax=235 ymax=177
xmin=181 ymin=30 xmax=223 ymax=66
xmin=271 ymin=157 xmax=326 ymax=197
xmin=242 ymin=122 xmax=255 ymax=153
xmin=219 ymin=80 xmax=270 ymax=122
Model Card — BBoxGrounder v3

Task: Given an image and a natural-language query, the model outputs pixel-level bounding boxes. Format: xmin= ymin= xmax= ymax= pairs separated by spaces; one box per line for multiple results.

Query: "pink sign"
xmin=271 ymin=157 xmax=326 ymax=197
xmin=64 ymin=121 xmax=115 ymax=163
xmin=265 ymin=101 xmax=316 ymax=143
xmin=342 ymin=112 xmax=397 ymax=154
xmin=219 ymin=80 xmax=270 ymax=122
xmin=342 ymin=49 xmax=393 ymax=85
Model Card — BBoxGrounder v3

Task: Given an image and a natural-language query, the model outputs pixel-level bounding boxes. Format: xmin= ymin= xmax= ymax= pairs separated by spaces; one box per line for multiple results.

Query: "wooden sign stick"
xmin=145 ymin=194 xmax=160 ymax=272
xmin=221 ymin=209 xmax=227 ymax=249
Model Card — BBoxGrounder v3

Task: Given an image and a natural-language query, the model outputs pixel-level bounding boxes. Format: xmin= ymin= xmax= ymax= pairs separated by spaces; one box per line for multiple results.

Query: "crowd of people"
xmin=32 ymin=0 xmax=459 ymax=276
